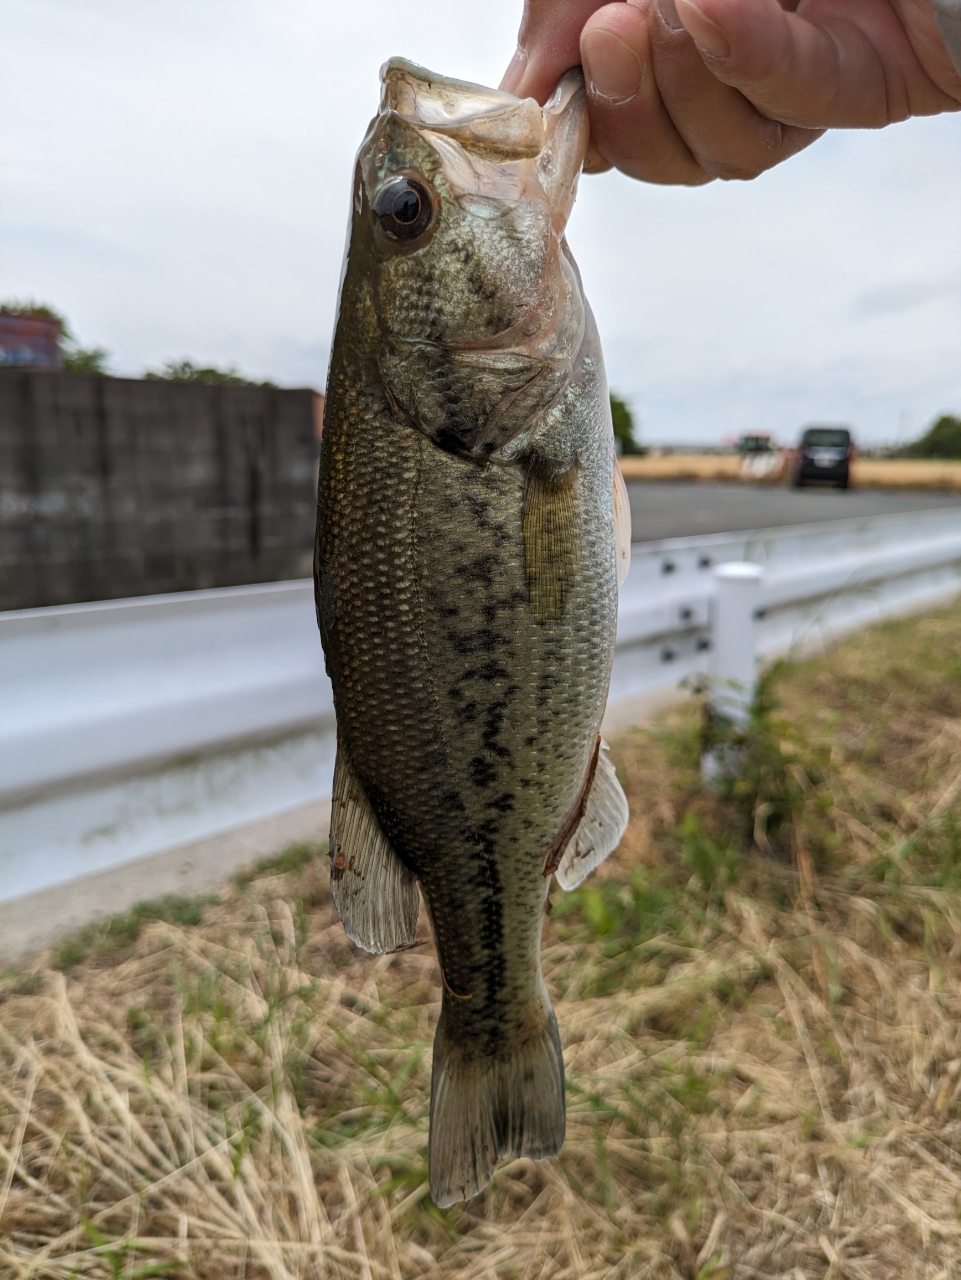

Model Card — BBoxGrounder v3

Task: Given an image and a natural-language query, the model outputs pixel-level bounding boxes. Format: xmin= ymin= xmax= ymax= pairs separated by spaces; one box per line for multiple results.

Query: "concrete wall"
xmin=0 ymin=370 xmax=319 ymax=610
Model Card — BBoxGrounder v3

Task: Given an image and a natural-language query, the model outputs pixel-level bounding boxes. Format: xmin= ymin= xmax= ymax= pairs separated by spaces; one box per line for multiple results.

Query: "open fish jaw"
xmin=316 ymin=60 xmax=628 ymax=1208
xmin=378 ymin=59 xmax=587 ymax=230
xmin=382 ymin=57 xmax=545 ymax=149
xmin=357 ymin=63 xmax=590 ymax=463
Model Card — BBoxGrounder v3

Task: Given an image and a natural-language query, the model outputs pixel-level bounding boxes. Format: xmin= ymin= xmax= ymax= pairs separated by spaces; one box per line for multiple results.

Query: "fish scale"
xmin=315 ymin=59 xmax=630 ymax=1206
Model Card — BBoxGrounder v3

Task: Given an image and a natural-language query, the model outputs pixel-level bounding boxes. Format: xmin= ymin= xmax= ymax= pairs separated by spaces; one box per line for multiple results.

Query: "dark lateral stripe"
xmin=542 ymin=735 xmax=601 ymax=877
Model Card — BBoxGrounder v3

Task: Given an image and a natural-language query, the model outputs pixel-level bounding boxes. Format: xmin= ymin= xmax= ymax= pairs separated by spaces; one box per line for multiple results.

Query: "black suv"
xmin=793 ymin=425 xmax=853 ymax=489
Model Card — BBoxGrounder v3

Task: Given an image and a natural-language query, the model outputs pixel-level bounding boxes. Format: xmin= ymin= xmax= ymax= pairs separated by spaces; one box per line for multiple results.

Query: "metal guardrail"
xmin=0 ymin=581 xmax=335 ymax=908
xmin=3 ymin=505 xmax=961 ymax=908
xmin=610 ymin=506 xmax=961 ymax=703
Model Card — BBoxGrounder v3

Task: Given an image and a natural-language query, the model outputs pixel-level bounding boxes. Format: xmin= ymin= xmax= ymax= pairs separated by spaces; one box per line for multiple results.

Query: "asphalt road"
xmin=626 ymin=482 xmax=961 ymax=543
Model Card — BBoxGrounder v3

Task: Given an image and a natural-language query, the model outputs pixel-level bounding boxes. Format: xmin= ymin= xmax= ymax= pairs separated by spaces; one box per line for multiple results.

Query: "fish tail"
xmin=428 ymin=1001 xmax=565 ymax=1208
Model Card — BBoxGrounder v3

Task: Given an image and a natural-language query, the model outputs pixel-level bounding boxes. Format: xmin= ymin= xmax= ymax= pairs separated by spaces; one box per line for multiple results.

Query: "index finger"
xmin=501 ymin=0 xmax=608 ymax=99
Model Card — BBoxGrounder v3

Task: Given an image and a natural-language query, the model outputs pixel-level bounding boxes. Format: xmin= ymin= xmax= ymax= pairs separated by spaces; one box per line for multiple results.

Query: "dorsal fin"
xmin=328 ymin=744 xmax=420 ymax=953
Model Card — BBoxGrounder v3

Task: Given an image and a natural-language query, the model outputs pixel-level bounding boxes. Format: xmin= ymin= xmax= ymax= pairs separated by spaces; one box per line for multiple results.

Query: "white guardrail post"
xmin=711 ymin=562 xmax=764 ymax=726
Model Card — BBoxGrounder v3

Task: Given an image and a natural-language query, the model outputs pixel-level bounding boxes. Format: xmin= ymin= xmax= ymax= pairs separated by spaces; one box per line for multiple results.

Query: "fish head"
xmin=349 ymin=58 xmax=589 ymax=461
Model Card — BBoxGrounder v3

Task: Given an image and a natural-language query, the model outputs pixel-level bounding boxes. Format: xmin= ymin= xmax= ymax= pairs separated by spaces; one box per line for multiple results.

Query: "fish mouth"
xmin=377 ymin=58 xmax=588 ymax=231
xmin=380 ymin=59 xmax=547 ymax=158
xmin=363 ymin=61 xmax=590 ymax=459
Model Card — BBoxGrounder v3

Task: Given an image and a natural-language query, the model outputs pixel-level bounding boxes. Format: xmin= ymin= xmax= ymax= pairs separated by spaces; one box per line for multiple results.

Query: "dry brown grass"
xmin=5 ymin=604 xmax=961 ymax=1277
xmin=854 ymin=459 xmax=961 ymax=491
xmin=619 ymin=455 xmax=743 ymax=483
xmin=618 ymin=455 xmax=961 ymax=490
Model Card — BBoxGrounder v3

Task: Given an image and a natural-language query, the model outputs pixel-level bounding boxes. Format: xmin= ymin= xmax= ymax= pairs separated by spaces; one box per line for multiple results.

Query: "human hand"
xmin=501 ymin=0 xmax=961 ymax=184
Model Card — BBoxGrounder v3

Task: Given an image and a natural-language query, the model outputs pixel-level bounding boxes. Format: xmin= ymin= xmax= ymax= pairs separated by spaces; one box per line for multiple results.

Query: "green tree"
xmin=0 ymin=300 xmax=70 ymax=334
xmin=610 ymin=392 xmax=645 ymax=456
xmin=903 ymin=414 xmax=961 ymax=459
xmin=0 ymin=299 xmax=111 ymax=374
xmin=145 ymin=359 xmax=274 ymax=388
xmin=63 ymin=346 xmax=110 ymax=374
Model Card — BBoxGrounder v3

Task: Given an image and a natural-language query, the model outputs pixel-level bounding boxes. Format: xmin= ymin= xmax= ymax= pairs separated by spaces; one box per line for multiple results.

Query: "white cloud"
xmin=853 ymin=278 xmax=961 ymax=317
xmin=3 ymin=0 xmax=960 ymax=444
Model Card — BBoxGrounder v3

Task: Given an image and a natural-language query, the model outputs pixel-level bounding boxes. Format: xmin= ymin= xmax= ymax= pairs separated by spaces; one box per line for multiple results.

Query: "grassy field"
xmin=619 ymin=454 xmax=961 ymax=490
xmin=5 ymin=604 xmax=961 ymax=1276
xmin=619 ymin=454 xmax=744 ymax=482
xmin=854 ymin=459 xmax=961 ymax=490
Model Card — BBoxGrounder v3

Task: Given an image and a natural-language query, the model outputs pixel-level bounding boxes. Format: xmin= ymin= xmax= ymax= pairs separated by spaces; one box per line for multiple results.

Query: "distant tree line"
xmin=0 ymin=300 xmax=109 ymax=373
xmin=610 ymin=392 xmax=646 ymax=456
xmin=901 ymin=414 xmax=961 ymax=460
xmin=0 ymin=301 xmax=270 ymax=386
xmin=144 ymin=359 xmax=275 ymax=387
xmin=13 ymin=297 xmax=950 ymax=462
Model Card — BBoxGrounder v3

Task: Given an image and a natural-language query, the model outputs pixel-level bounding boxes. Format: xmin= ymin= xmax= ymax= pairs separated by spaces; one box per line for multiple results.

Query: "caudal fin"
xmin=428 ymin=1004 xmax=565 ymax=1208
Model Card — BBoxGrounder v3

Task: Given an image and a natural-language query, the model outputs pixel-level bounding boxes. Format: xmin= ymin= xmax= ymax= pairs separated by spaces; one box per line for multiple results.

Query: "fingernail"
xmin=675 ymin=0 xmax=731 ymax=57
xmin=581 ymin=29 xmax=644 ymax=105
xmin=499 ymin=47 xmax=528 ymax=94
xmin=655 ymin=0 xmax=685 ymax=34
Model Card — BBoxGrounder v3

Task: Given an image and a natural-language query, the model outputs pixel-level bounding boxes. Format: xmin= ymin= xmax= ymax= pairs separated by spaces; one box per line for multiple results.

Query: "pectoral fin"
xmin=613 ymin=460 xmax=631 ymax=586
xmin=554 ymin=742 xmax=629 ymax=890
xmin=523 ymin=461 xmax=579 ymax=623
xmin=328 ymin=745 xmax=420 ymax=953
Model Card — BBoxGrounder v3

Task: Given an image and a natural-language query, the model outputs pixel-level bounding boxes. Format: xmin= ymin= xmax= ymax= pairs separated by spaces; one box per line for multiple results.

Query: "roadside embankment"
xmin=5 ymin=601 xmax=961 ymax=1275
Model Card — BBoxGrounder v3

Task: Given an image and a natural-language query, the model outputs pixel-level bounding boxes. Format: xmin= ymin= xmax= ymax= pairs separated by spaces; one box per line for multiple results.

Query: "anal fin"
xmin=554 ymin=741 xmax=629 ymax=890
xmin=328 ymin=745 xmax=419 ymax=954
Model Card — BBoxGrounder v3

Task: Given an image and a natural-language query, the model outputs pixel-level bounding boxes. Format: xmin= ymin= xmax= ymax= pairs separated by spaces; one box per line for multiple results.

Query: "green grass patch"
xmin=51 ymin=892 xmax=219 ymax=970
xmin=232 ymin=840 xmax=322 ymax=887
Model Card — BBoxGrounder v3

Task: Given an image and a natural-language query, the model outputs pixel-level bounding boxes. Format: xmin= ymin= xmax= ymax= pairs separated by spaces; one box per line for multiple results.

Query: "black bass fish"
xmin=315 ymin=58 xmax=631 ymax=1207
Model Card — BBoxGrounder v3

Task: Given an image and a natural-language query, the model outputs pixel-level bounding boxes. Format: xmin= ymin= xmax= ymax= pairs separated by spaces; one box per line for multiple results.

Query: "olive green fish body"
xmin=316 ymin=60 xmax=629 ymax=1207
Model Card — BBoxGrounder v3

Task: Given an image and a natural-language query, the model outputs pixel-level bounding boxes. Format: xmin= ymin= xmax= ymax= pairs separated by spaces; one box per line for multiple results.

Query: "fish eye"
xmin=372 ymin=176 xmax=435 ymax=245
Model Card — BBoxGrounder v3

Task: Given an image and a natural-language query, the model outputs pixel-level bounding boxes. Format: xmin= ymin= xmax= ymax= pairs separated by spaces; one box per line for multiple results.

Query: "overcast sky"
xmin=3 ymin=0 xmax=960 ymax=445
